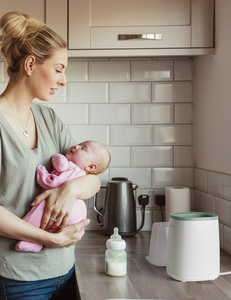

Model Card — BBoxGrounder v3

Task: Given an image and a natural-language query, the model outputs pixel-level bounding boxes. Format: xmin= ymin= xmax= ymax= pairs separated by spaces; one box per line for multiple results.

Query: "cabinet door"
xmin=91 ymin=0 xmax=190 ymax=27
xmin=69 ymin=0 xmax=214 ymax=54
xmin=46 ymin=0 xmax=67 ymax=43
xmin=0 ymin=0 xmax=45 ymax=36
xmin=69 ymin=0 xmax=191 ymax=50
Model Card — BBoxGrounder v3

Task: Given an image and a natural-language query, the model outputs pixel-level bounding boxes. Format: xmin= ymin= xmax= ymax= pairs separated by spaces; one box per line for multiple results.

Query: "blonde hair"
xmin=0 ymin=11 xmax=67 ymax=78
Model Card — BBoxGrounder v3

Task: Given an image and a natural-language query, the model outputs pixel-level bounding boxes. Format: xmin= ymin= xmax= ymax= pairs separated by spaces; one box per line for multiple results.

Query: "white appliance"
xmin=167 ymin=212 xmax=220 ymax=282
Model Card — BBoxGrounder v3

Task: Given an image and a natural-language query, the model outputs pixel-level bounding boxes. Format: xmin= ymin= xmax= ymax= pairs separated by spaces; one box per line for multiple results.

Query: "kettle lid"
xmin=111 ymin=177 xmax=128 ymax=182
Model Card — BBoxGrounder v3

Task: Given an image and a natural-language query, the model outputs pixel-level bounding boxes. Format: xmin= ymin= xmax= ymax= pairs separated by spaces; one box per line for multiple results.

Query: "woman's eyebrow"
xmin=55 ymin=63 xmax=66 ymax=68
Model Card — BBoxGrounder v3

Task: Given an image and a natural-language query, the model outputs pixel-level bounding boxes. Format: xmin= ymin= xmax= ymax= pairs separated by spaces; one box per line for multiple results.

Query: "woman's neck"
xmin=2 ymin=78 xmax=34 ymax=113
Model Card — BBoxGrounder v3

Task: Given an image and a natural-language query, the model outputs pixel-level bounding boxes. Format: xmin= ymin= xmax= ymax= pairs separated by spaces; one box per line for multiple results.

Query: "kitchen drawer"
xmin=91 ymin=26 xmax=191 ymax=49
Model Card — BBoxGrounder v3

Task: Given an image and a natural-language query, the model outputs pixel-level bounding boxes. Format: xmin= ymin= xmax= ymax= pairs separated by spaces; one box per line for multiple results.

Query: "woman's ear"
xmin=86 ymin=163 xmax=98 ymax=172
xmin=24 ymin=55 xmax=36 ymax=76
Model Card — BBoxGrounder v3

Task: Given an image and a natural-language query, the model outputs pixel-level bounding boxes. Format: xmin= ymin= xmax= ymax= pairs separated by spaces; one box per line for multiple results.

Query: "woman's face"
xmin=29 ymin=48 xmax=68 ymax=101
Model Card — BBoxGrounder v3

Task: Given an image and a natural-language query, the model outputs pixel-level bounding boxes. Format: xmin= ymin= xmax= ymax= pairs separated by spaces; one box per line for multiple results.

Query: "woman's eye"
xmin=56 ymin=69 xmax=62 ymax=73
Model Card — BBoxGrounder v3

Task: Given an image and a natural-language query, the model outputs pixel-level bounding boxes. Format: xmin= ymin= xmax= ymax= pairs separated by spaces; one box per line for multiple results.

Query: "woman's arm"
xmin=32 ymin=174 xmax=100 ymax=230
xmin=0 ymin=206 xmax=90 ymax=247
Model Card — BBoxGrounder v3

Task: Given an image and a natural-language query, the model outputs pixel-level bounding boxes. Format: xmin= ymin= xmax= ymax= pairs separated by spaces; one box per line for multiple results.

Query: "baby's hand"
xmin=52 ymin=154 xmax=69 ymax=172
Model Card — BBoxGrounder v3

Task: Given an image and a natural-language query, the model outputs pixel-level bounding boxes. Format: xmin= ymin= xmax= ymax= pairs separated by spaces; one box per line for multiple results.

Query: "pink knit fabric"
xmin=15 ymin=154 xmax=87 ymax=252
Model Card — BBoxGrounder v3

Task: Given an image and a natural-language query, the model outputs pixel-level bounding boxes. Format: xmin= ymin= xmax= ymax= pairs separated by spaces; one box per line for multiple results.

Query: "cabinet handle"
xmin=118 ymin=34 xmax=163 ymax=41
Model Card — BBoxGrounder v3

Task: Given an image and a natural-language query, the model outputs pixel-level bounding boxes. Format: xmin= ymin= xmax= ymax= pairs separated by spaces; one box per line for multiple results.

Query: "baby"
xmin=16 ymin=140 xmax=111 ymax=252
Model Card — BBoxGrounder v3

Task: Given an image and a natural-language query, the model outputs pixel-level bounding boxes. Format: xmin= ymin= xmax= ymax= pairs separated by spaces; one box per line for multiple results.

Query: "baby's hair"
xmin=95 ymin=148 xmax=111 ymax=175
xmin=0 ymin=11 xmax=66 ymax=78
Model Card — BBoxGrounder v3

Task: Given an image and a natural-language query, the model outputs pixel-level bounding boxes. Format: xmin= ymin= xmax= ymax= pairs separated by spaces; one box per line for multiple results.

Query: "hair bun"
xmin=0 ymin=11 xmax=43 ymax=40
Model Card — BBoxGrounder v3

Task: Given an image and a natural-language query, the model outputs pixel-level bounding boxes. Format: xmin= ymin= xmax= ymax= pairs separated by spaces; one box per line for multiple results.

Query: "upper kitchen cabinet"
xmin=46 ymin=0 xmax=67 ymax=43
xmin=0 ymin=0 xmax=45 ymax=35
xmin=68 ymin=0 xmax=215 ymax=57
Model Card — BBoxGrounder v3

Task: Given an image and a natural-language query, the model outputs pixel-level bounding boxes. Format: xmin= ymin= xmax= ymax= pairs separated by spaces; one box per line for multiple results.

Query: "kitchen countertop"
xmin=74 ymin=230 xmax=231 ymax=300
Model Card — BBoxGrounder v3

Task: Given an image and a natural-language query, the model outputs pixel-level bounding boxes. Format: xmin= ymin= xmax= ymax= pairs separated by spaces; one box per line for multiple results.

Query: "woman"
xmin=0 ymin=11 xmax=100 ymax=300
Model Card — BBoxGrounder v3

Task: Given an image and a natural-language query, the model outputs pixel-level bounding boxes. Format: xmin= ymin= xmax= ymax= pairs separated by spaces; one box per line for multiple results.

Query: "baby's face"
xmin=66 ymin=141 xmax=95 ymax=170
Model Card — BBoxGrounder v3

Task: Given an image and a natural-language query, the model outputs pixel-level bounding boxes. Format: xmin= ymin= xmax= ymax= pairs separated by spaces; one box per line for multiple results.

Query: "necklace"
xmin=3 ymin=94 xmax=30 ymax=138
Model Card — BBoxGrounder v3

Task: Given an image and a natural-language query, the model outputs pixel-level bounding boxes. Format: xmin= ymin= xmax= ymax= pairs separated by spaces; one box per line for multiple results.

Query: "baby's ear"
xmin=86 ymin=163 xmax=98 ymax=172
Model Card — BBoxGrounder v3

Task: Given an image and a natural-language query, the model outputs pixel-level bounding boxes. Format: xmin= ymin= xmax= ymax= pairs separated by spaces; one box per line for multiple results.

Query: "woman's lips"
xmin=50 ymin=88 xmax=57 ymax=95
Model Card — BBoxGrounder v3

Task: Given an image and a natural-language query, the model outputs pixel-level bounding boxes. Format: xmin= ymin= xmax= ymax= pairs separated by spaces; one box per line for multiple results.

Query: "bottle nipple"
xmin=110 ymin=227 xmax=122 ymax=241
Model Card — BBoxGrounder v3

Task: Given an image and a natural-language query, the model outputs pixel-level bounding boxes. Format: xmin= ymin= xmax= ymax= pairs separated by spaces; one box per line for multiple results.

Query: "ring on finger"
xmin=50 ymin=217 xmax=57 ymax=222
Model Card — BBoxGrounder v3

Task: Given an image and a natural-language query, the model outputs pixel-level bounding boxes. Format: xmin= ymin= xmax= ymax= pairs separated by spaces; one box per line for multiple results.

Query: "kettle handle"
xmin=93 ymin=193 xmax=103 ymax=216
xmin=133 ymin=184 xmax=138 ymax=191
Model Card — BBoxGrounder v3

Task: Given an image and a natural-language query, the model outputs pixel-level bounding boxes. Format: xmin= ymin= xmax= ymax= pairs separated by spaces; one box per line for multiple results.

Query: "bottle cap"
xmin=106 ymin=227 xmax=126 ymax=250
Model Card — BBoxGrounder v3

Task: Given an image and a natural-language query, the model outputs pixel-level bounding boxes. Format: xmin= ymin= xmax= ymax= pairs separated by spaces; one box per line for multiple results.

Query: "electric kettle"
xmin=94 ymin=177 xmax=146 ymax=237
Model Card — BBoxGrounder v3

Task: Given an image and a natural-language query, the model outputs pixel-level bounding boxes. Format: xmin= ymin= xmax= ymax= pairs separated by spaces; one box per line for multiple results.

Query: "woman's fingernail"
xmin=86 ymin=219 xmax=90 ymax=224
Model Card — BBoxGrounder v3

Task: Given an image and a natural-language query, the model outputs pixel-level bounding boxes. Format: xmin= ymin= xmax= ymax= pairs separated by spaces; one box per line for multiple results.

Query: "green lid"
xmin=170 ymin=212 xmax=218 ymax=221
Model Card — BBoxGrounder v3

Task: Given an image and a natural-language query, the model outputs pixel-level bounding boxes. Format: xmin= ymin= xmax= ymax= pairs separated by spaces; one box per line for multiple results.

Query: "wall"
xmin=0 ymin=58 xmax=194 ymax=231
xmin=194 ymin=0 xmax=231 ymax=253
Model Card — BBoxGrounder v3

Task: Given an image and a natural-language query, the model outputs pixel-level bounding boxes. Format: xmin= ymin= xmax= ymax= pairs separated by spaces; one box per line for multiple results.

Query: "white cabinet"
xmin=46 ymin=0 xmax=67 ymax=43
xmin=68 ymin=0 xmax=215 ymax=57
xmin=0 ymin=0 xmax=45 ymax=34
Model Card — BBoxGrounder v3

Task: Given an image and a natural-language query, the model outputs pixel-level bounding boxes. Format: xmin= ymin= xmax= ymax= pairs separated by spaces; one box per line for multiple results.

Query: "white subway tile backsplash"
xmin=131 ymin=61 xmax=173 ymax=81
xmin=68 ymin=83 xmax=108 ymax=103
xmin=131 ymin=146 xmax=173 ymax=167
xmin=223 ymin=175 xmax=231 ymax=200
xmin=224 ymin=225 xmax=231 ymax=254
xmin=132 ymin=104 xmax=173 ymax=124
xmin=69 ymin=125 xmax=109 ymax=145
xmin=89 ymin=61 xmax=130 ymax=81
xmin=152 ymin=82 xmax=192 ymax=102
xmin=200 ymin=192 xmax=215 ymax=214
xmin=215 ymin=197 xmax=231 ymax=225
xmin=66 ymin=61 xmax=88 ymax=82
xmin=136 ymin=209 xmax=153 ymax=231
xmin=0 ymin=82 xmax=7 ymax=94
xmin=194 ymin=168 xmax=207 ymax=192
xmin=152 ymin=209 xmax=165 ymax=223
xmin=110 ymin=82 xmax=151 ymax=103
xmin=48 ymin=104 xmax=88 ymax=124
xmin=174 ymin=146 xmax=194 ymax=166
xmin=89 ymin=104 xmax=130 ymax=124
xmin=107 ymin=146 xmax=130 ymax=167
xmin=98 ymin=168 xmax=110 ymax=185
xmin=153 ymin=168 xmax=193 ymax=188
xmin=219 ymin=223 xmax=224 ymax=250
xmin=174 ymin=60 xmax=192 ymax=81
xmin=194 ymin=190 xmax=201 ymax=211
xmin=110 ymin=168 xmax=152 ymax=188
xmin=207 ymin=171 xmax=223 ymax=197
xmin=153 ymin=125 xmax=193 ymax=145
xmin=110 ymin=125 xmax=152 ymax=145
xmin=174 ymin=103 xmax=193 ymax=124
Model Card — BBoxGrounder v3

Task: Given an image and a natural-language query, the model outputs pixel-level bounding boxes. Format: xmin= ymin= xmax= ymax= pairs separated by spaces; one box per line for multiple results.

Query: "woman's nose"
xmin=59 ymin=73 xmax=66 ymax=86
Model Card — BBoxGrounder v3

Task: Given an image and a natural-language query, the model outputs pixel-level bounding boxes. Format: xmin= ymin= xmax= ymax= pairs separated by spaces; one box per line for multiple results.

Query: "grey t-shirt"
xmin=0 ymin=102 xmax=76 ymax=281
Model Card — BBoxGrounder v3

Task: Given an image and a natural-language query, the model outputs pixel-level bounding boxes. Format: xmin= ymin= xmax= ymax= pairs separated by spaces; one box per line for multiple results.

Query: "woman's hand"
xmin=44 ymin=219 xmax=90 ymax=248
xmin=0 ymin=206 xmax=90 ymax=248
xmin=32 ymin=180 xmax=76 ymax=231
xmin=32 ymin=174 xmax=100 ymax=231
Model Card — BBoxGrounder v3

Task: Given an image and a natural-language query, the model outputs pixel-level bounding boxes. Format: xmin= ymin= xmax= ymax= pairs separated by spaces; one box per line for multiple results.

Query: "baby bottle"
xmin=105 ymin=227 xmax=127 ymax=276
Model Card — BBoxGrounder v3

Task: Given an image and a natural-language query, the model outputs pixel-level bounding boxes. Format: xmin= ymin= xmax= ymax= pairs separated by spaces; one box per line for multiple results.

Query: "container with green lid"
xmin=170 ymin=212 xmax=218 ymax=221
xmin=167 ymin=212 xmax=220 ymax=282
